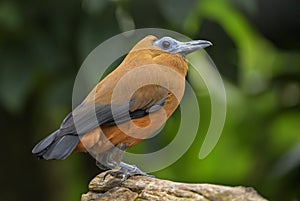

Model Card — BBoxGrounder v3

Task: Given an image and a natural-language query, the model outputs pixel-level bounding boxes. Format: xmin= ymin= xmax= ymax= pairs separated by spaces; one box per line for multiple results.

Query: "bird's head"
xmin=131 ymin=35 xmax=212 ymax=57
xmin=153 ymin=36 xmax=212 ymax=56
xmin=125 ymin=35 xmax=212 ymax=76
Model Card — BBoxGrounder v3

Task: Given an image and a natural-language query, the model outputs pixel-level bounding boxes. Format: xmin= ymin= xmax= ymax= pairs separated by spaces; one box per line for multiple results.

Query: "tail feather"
xmin=32 ymin=130 xmax=79 ymax=160
xmin=32 ymin=131 xmax=58 ymax=155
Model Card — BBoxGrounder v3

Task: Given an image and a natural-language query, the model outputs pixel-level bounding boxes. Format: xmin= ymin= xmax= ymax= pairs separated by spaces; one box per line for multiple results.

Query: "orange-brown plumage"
xmin=74 ymin=36 xmax=188 ymax=154
xmin=32 ymin=35 xmax=211 ymax=177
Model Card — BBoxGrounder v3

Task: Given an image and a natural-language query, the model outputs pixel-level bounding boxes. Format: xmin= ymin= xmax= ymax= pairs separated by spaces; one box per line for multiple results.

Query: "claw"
xmin=103 ymin=170 xmax=115 ymax=181
xmin=103 ymin=169 xmax=129 ymax=181
xmin=103 ymin=163 xmax=154 ymax=182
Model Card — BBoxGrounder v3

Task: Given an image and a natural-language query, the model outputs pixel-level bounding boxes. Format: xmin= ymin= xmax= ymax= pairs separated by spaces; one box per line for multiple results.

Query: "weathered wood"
xmin=81 ymin=171 xmax=268 ymax=201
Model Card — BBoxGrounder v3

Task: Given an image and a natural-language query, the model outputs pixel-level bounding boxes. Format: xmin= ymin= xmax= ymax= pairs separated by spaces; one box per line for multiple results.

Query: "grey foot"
xmin=96 ymin=161 xmax=110 ymax=171
xmin=104 ymin=162 xmax=154 ymax=181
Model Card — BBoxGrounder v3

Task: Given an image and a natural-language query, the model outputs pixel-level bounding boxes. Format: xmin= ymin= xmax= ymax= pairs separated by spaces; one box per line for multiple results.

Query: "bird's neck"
xmin=124 ymin=49 xmax=188 ymax=78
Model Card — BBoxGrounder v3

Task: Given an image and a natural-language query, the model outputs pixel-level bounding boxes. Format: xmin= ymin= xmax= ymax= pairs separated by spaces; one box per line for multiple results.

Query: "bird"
xmin=32 ymin=35 xmax=212 ymax=180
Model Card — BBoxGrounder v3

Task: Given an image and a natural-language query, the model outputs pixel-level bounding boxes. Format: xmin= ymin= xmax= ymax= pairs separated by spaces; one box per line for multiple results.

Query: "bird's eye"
xmin=162 ymin=40 xmax=171 ymax=49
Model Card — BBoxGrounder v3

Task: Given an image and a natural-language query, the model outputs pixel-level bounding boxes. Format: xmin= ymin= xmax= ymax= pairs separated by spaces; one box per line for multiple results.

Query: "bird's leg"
xmin=95 ymin=144 xmax=125 ymax=171
xmin=101 ymin=144 xmax=154 ymax=181
xmin=95 ymin=153 xmax=114 ymax=171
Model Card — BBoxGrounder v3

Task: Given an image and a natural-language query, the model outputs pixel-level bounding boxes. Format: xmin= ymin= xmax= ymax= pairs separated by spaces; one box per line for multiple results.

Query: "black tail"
xmin=32 ymin=130 xmax=80 ymax=160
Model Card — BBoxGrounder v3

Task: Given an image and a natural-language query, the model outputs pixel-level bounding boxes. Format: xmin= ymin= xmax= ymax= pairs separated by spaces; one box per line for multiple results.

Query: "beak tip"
xmin=206 ymin=41 xmax=213 ymax=47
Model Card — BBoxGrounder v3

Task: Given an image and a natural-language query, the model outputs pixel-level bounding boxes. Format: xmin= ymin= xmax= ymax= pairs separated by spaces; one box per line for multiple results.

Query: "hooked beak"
xmin=171 ymin=40 xmax=212 ymax=55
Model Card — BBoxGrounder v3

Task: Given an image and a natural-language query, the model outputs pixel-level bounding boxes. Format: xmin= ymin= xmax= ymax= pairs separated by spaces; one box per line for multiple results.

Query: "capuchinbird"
xmin=32 ymin=35 xmax=212 ymax=180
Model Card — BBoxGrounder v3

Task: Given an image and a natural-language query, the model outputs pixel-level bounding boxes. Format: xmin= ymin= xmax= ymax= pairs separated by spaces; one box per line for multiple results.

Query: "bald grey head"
xmin=153 ymin=36 xmax=212 ymax=56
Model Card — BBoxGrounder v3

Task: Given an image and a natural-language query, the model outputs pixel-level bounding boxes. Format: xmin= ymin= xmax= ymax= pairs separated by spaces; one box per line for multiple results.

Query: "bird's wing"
xmin=59 ymin=86 xmax=169 ymax=137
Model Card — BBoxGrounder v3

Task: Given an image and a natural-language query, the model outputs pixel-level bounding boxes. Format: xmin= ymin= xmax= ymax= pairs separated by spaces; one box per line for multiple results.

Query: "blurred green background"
xmin=1 ymin=0 xmax=300 ymax=200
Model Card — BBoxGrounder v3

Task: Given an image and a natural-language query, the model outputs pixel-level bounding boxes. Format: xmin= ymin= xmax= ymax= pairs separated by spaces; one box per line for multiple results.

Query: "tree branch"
xmin=81 ymin=171 xmax=268 ymax=201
